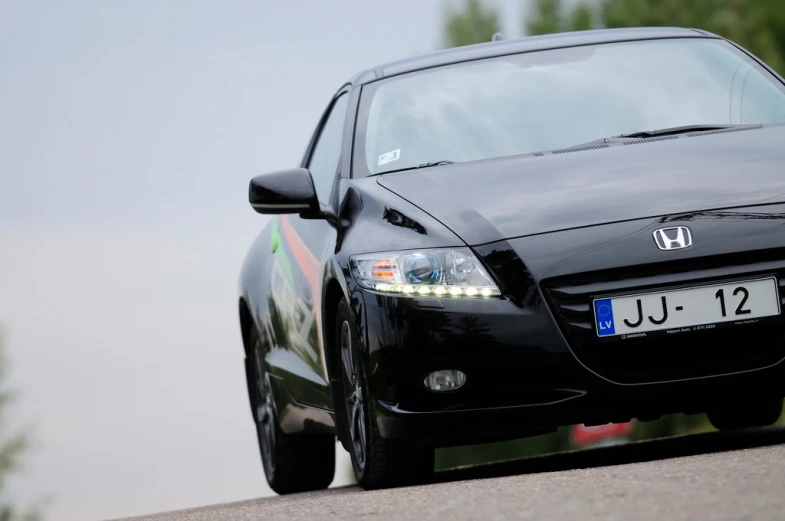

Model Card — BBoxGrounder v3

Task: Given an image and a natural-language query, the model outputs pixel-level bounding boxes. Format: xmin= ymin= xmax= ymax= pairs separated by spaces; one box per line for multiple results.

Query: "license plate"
xmin=593 ymin=277 xmax=780 ymax=338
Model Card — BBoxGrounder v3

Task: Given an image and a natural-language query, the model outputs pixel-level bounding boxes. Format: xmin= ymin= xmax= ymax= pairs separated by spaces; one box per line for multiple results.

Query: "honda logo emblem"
xmin=653 ymin=226 xmax=692 ymax=251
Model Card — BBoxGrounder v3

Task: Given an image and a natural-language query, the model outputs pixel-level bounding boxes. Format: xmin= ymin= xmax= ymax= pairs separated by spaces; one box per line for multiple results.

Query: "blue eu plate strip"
xmin=594 ymin=298 xmax=616 ymax=337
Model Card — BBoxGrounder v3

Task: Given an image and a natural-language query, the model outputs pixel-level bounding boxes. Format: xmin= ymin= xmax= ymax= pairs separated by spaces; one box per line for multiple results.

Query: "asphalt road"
xmin=118 ymin=426 xmax=785 ymax=521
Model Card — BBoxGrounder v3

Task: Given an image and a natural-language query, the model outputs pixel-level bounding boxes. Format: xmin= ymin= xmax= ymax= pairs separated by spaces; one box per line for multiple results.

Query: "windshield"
xmin=357 ymin=38 xmax=785 ymax=175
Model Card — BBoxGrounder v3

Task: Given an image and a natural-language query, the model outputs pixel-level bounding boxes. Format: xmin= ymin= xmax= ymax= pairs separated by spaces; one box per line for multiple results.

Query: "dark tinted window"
xmin=308 ymin=94 xmax=349 ymax=202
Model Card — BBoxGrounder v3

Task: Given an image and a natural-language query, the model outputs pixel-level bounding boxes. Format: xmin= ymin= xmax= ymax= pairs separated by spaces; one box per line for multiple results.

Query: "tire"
xmin=335 ymin=298 xmax=434 ymax=489
xmin=707 ymin=397 xmax=783 ymax=431
xmin=245 ymin=325 xmax=335 ymax=494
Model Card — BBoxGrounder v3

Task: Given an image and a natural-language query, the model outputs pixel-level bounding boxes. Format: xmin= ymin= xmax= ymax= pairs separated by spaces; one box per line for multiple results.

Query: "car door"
xmin=268 ymin=89 xmax=350 ymax=407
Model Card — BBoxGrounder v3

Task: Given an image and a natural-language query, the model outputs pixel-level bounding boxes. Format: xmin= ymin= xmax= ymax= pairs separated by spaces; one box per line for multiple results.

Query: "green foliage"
xmin=601 ymin=0 xmax=785 ymax=74
xmin=526 ymin=0 xmax=596 ymax=34
xmin=525 ymin=0 xmax=785 ymax=74
xmin=437 ymin=408 xmax=785 ymax=471
xmin=443 ymin=0 xmax=501 ymax=48
xmin=568 ymin=3 xmax=594 ymax=32
xmin=436 ymin=428 xmax=569 ymax=470
xmin=0 ymin=334 xmax=41 ymax=521
xmin=630 ymin=414 xmax=711 ymax=441
xmin=435 ymin=414 xmax=711 ymax=471
xmin=526 ymin=0 xmax=563 ymax=36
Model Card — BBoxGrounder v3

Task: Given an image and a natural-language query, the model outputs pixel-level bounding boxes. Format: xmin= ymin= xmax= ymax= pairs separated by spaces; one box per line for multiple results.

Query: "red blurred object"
xmin=571 ymin=422 xmax=633 ymax=447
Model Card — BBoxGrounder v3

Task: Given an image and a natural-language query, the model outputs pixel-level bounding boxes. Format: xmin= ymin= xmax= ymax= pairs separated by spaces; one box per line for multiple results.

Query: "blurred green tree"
xmin=0 ymin=334 xmax=42 ymax=521
xmin=602 ymin=0 xmax=785 ymax=74
xmin=526 ymin=0 xmax=562 ymax=35
xmin=526 ymin=0 xmax=594 ymax=34
xmin=443 ymin=0 xmax=501 ymax=48
xmin=524 ymin=0 xmax=785 ymax=74
xmin=436 ymin=428 xmax=570 ymax=471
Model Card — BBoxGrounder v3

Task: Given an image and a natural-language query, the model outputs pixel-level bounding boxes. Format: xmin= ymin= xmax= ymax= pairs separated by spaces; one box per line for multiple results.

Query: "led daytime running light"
xmin=373 ymin=283 xmax=500 ymax=298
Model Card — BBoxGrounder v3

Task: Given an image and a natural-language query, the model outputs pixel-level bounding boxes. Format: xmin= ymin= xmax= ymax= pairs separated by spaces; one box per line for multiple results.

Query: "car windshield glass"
xmin=358 ymin=38 xmax=785 ymax=175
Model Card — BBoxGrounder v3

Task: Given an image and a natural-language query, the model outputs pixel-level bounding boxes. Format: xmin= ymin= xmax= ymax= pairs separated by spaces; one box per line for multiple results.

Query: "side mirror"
xmin=248 ymin=168 xmax=319 ymax=215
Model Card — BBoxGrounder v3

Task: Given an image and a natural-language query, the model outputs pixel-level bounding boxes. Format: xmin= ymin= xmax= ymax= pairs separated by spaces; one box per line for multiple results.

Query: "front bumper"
xmin=357 ymin=207 xmax=785 ymax=446
xmin=375 ymin=365 xmax=785 ymax=444
xmin=359 ymin=288 xmax=785 ymax=445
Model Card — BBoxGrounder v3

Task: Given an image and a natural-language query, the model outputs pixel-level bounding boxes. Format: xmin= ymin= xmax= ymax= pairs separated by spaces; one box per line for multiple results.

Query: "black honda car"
xmin=238 ymin=27 xmax=785 ymax=494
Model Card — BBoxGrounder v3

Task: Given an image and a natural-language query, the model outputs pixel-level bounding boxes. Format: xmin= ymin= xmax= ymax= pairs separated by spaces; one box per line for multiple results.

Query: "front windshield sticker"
xmin=378 ymin=149 xmax=401 ymax=167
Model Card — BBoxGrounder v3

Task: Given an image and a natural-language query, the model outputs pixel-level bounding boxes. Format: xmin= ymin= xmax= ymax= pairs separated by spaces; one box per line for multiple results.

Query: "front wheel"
xmin=335 ymin=298 xmax=434 ymax=489
xmin=707 ymin=397 xmax=783 ymax=431
xmin=245 ymin=326 xmax=335 ymax=494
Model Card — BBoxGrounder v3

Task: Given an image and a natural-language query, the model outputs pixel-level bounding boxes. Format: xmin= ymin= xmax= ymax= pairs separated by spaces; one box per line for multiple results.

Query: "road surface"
xmin=118 ymin=426 xmax=785 ymax=521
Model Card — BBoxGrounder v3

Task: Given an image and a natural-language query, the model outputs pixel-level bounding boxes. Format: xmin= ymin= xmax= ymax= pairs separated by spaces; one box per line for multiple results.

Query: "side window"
xmin=308 ymin=94 xmax=350 ymax=203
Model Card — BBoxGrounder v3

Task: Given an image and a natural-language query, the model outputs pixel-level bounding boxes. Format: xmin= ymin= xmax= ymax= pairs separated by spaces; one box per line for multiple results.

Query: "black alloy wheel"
xmin=249 ymin=330 xmax=277 ymax=478
xmin=341 ymin=315 xmax=368 ymax=475
xmin=335 ymin=298 xmax=434 ymax=489
xmin=245 ymin=325 xmax=335 ymax=494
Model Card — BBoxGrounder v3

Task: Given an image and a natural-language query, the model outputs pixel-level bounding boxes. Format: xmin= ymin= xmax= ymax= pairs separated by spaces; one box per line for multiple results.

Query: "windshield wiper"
xmin=372 ymin=160 xmax=455 ymax=176
xmin=563 ymin=124 xmax=760 ymax=151
xmin=614 ymin=123 xmax=757 ymax=139
xmin=417 ymin=160 xmax=454 ymax=168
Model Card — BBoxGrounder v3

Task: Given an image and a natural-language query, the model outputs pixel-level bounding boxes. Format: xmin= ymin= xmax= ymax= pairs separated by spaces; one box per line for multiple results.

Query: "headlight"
xmin=350 ymin=248 xmax=501 ymax=298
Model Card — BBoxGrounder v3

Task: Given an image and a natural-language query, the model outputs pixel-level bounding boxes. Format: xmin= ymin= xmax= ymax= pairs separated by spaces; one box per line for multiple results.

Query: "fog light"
xmin=424 ymin=370 xmax=466 ymax=391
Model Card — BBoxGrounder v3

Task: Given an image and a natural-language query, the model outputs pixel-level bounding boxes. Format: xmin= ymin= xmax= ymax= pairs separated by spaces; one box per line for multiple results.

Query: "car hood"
xmin=376 ymin=124 xmax=785 ymax=245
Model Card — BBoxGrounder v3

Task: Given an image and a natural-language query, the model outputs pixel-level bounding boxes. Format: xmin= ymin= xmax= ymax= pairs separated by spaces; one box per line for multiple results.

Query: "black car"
xmin=238 ymin=27 xmax=785 ymax=494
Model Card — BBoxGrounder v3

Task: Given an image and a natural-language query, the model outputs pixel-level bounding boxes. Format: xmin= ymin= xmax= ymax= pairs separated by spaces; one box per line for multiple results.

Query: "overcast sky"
xmin=0 ymin=2 xmax=528 ymax=520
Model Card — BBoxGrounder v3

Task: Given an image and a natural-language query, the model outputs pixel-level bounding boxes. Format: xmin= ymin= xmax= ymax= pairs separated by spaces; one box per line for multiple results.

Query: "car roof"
xmin=349 ymin=27 xmax=719 ymax=86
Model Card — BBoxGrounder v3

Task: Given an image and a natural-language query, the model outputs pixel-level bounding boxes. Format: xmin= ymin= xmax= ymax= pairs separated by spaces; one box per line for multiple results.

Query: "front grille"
xmin=542 ymin=250 xmax=785 ymax=383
